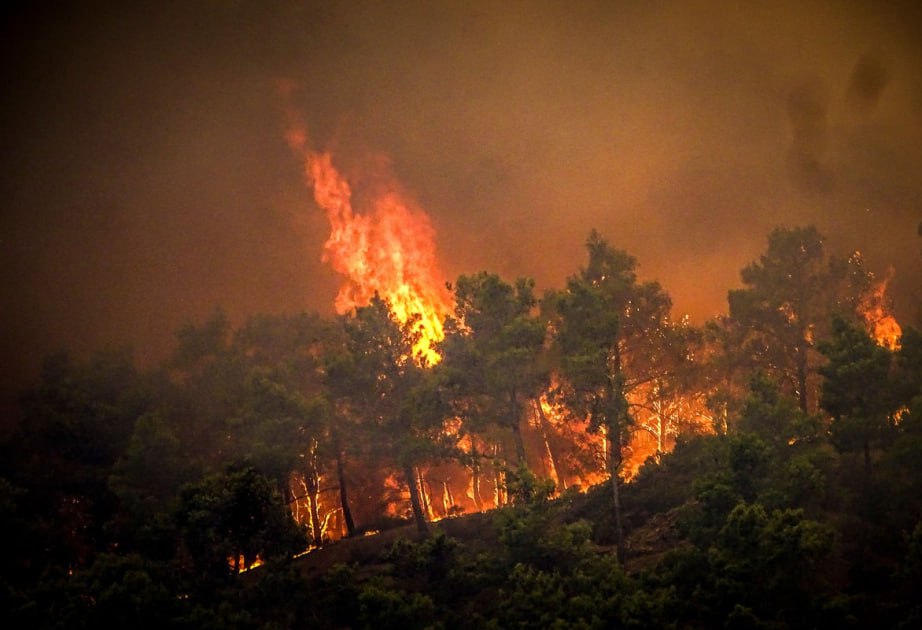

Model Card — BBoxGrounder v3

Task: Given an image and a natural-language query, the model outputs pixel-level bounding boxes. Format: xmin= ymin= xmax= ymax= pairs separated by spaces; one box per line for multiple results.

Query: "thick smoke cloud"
xmin=1 ymin=0 xmax=920 ymax=418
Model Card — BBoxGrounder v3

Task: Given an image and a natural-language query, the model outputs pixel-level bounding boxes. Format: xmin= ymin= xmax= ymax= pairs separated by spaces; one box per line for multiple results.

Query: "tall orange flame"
xmin=283 ymin=108 xmax=451 ymax=363
xmin=859 ymin=270 xmax=902 ymax=350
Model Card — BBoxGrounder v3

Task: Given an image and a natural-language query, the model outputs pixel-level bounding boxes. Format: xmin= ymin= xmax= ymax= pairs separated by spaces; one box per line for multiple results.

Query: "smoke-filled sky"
xmin=2 ymin=0 xmax=921 ymax=414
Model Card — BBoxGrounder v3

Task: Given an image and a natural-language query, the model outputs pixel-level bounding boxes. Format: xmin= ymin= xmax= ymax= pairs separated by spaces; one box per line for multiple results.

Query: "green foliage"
xmin=5 ymin=350 xmax=150 ymax=575
xmin=358 ymin=582 xmax=441 ymax=630
xmin=109 ymin=411 xmax=198 ymax=519
xmin=739 ymin=372 xmax=821 ymax=446
xmin=172 ymin=308 xmax=231 ymax=369
xmin=549 ymin=231 xmax=672 ymax=434
xmin=820 ymin=315 xmax=898 ymax=469
xmin=771 ymin=452 xmax=830 ymax=511
xmin=176 ymin=465 xmax=306 ymax=580
xmin=626 ymin=435 xmax=729 ymax=518
xmin=504 ymin=462 xmax=556 ymax=505
xmin=384 ymin=532 xmax=463 ymax=583
xmin=727 ymin=225 xmax=870 ymax=413
xmin=440 ymin=272 xmax=548 ymax=464
xmin=661 ymin=502 xmax=836 ymax=627
xmin=891 ymin=521 xmax=922 ymax=625
xmin=328 ymin=295 xmax=453 ymax=534
xmin=5 ymin=225 xmax=922 ymax=628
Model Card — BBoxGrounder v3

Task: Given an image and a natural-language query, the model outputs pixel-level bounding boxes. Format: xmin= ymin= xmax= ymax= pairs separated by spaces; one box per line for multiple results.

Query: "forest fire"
xmin=8 ymin=3 xmax=922 ymax=625
xmin=278 ymin=116 xmax=900 ymax=548
xmin=278 ymin=120 xmax=721 ymax=535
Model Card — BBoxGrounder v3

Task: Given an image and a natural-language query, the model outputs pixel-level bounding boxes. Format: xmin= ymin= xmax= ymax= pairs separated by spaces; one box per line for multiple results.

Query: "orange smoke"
xmin=282 ymin=102 xmax=451 ymax=363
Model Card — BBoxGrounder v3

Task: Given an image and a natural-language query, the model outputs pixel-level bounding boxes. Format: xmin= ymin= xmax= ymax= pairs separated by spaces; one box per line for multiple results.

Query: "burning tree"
xmin=439 ymin=272 xmax=549 ymax=504
xmin=284 ymin=116 xmax=452 ymax=365
xmin=546 ymin=230 xmax=674 ymax=560
xmin=327 ymin=296 xmax=452 ymax=535
xmin=726 ymin=226 xmax=901 ymax=416
xmin=624 ymin=315 xmax=709 ymax=471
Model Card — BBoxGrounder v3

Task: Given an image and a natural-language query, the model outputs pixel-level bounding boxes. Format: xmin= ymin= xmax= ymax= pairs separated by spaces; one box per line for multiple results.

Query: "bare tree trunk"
xmin=507 ymin=389 xmax=528 ymax=465
xmin=404 ymin=465 xmax=430 ymax=536
xmin=492 ymin=444 xmax=506 ymax=507
xmin=418 ymin=467 xmax=436 ymax=520
xmin=510 ymin=418 xmax=527 ymax=465
xmin=305 ymin=466 xmax=323 ymax=548
xmin=442 ymin=480 xmax=454 ymax=515
xmin=291 ymin=474 xmax=304 ymax=524
xmin=609 ymin=431 xmax=625 ymax=563
xmin=334 ymin=441 xmax=355 ymax=537
xmin=469 ymin=442 xmax=484 ymax=511
xmin=534 ymin=400 xmax=565 ymax=491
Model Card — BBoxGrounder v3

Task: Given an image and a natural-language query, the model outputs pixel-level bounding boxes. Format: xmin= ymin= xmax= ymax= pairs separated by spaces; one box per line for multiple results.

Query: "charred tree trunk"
xmin=510 ymin=420 xmax=527 ymax=466
xmin=404 ymin=465 xmax=430 ymax=536
xmin=608 ymin=430 xmax=625 ymax=563
xmin=509 ymin=391 xmax=527 ymax=465
xmin=610 ymin=343 xmax=626 ymax=562
xmin=333 ymin=436 xmax=355 ymax=537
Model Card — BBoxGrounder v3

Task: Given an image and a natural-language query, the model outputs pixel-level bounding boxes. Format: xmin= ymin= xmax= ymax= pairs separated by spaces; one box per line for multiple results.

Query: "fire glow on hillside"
xmin=279 ymin=99 xmax=903 ymax=543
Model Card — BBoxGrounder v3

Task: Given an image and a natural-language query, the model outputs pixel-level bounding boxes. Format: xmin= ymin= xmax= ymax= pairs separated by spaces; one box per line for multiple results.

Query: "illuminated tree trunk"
xmin=469 ymin=442 xmax=484 ymax=511
xmin=492 ymin=444 xmax=507 ymax=507
xmin=289 ymin=475 xmax=304 ymax=524
xmin=404 ymin=465 xmax=430 ymax=535
xmin=418 ymin=467 xmax=436 ymax=520
xmin=305 ymin=466 xmax=323 ymax=548
xmin=442 ymin=480 xmax=454 ymax=515
xmin=534 ymin=400 xmax=565 ymax=491
xmin=494 ymin=470 xmax=506 ymax=507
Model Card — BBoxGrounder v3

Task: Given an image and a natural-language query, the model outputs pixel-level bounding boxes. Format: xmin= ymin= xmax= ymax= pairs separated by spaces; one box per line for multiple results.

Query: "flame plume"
xmin=284 ymin=114 xmax=451 ymax=363
xmin=859 ymin=269 xmax=902 ymax=350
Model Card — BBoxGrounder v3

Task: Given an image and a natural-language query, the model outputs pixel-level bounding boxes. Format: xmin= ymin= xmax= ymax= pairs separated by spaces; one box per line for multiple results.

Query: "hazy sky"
xmin=2 ymin=0 xmax=921 ymax=413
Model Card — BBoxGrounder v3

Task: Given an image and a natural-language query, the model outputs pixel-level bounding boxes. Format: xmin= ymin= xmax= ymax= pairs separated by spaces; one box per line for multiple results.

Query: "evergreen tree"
xmin=547 ymin=230 xmax=673 ymax=560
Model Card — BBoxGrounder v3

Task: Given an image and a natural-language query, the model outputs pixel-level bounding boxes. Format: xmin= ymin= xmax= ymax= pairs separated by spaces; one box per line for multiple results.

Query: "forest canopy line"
xmin=3 ymin=225 xmax=921 ymax=628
